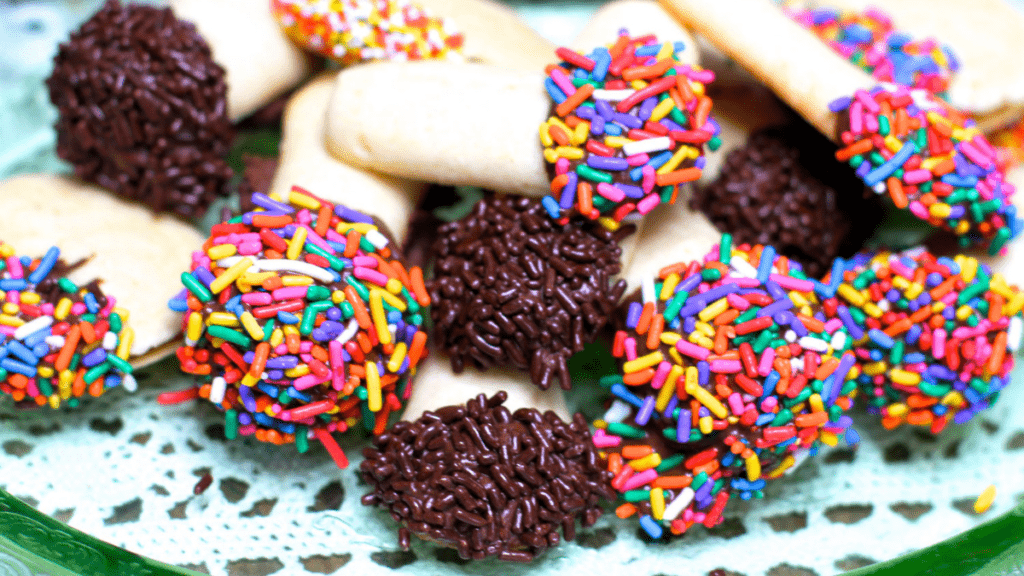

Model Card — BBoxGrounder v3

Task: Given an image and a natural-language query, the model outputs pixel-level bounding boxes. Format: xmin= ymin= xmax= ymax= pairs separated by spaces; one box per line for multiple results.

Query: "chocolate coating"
xmin=691 ymin=124 xmax=882 ymax=278
xmin=47 ymin=0 xmax=234 ymax=218
xmin=430 ymin=195 xmax=631 ymax=390
xmin=360 ymin=392 xmax=614 ymax=561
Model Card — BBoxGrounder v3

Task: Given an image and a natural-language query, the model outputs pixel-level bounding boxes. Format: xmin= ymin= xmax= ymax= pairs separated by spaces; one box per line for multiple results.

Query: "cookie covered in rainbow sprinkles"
xmin=541 ymin=32 xmax=719 ymax=221
xmin=825 ymin=247 xmax=1024 ymax=432
xmin=830 ymin=85 xmax=1019 ymax=254
xmin=163 ymin=187 xmax=430 ymax=468
xmin=0 ymin=242 xmax=137 ymax=409
xmin=595 ymin=236 xmax=859 ymax=539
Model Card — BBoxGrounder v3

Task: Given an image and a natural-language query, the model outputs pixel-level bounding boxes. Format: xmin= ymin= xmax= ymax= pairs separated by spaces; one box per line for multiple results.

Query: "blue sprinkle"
xmin=544 ymin=77 xmax=567 ymax=103
xmin=864 ymin=142 xmax=916 ymax=186
xmin=639 ymin=515 xmax=663 ymax=539
xmin=27 ymin=247 xmax=60 ymax=284
xmin=611 ymin=383 xmax=644 ymax=408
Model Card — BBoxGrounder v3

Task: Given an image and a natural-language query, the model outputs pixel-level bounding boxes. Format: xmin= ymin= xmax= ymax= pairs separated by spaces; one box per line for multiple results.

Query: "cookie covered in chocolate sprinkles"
xmin=691 ymin=124 xmax=882 ymax=278
xmin=47 ymin=0 xmax=234 ymax=218
xmin=430 ymin=195 xmax=631 ymax=390
xmin=360 ymin=392 xmax=614 ymax=562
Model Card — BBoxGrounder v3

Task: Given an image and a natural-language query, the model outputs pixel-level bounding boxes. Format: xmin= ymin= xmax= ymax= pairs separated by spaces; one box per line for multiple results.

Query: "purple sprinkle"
xmin=698 ymin=360 xmax=710 ymax=386
xmin=625 ymin=301 xmax=643 ymax=329
xmin=591 ymin=115 xmax=606 ymax=136
xmin=595 ymin=99 xmax=614 ymax=120
xmin=676 ymin=408 xmax=691 ymax=441
xmin=250 ymin=192 xmax=295 ymax=213
xmin=635 ymin=396 xmax=656 ymax=426
xmin=334 ymin=204 xmax=374 ymax=224
xmin=639 ymin=97 xmax=658 ymax=121
xmin=612 ymin=111 xmax=643 ymax=129
xmin=587 ymin=155 xmax=629 ymax=171
xmin=193 ymin=266 xmax=216 ymax=288
xmin=559 ymin=172 xmax=579 ymax=210
xmin=828 ymin=96 xmax=852 ymax=112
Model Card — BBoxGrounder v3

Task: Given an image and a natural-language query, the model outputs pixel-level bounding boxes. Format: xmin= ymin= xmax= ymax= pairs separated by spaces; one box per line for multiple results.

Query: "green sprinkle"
xmin=295 ymin=426 xmax=309 ymax=453
xmin=345 ymin=276 xmax=370 ymax=300
xmin=577 ymin=165 xmax=614 ymax=184
xmin=607 ymin=422 xmax=646 ymax=439
xmin=691 ymin=471 xmax=709 ymax=490
xmin=701 ymin=268 xmax=721 ymax=282
xmin=180 ymin=272 xmax=213 ymax=302
xmin=655 ymin=454 xmax=686 ymax=473
xmin=599 ymin=375 xmax=623 ymax=388
xmin=719 ymin=234 xmax=732 ymax=263
xmin=83 ymin=361 xmax=111 ymax=384
xmin=623 ymin=489 xmax=651 ymax=503
xmin=708 ymin=136 xmax=721 ymax=151
xmin=225 ymin=410 xmax=238 ymax=440
xmin=207 ymin=325 xmax=252 ymax=347
xmin=306 ymin=285 xmax=332 ymax=301
xmin=771 ymin=409 xmax=794 ymax=427
xmin=59 ymin=278 xmax=77 ymax=293
xmin=106 ymin=353 xmax=133 ymax=374
xmin=299 ymin=306 xmax=317 ymax=335
xmin=919 ymin=382 xmax=951 ymax=397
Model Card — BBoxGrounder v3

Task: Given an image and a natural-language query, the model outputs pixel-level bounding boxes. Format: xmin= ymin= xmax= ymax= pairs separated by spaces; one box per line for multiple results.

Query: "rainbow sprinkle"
xmin=830 ymin=85 xmax=1020 ymax=254
xmin=540 ymin=33 xmax=719 ymax=222
xmin=271 ymin=0 xmax=464 ymax=64
xmin=0 ymin=242 xmax=136 ymax=409
xmin=165 ymin=187 xmax=430 ymax=468
xmin=596 ymin=236 xmax=858 ymax=539
xmin=825 ymin=248 xmax=1023 ymax=432
xmin=789 ymin=6 xmax=959 ymax=95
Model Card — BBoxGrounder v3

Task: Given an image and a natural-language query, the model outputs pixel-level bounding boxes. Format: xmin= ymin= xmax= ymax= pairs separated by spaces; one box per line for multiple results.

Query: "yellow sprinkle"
xmin=372 ymin=286 xmax=407 ymax=312
xmin=660 ymin=331 xmax=681 ymax=346
xmin=630 ymin=453 xmax=662 ymax=472
xmin=656 ymin=41 xmax=673 ymax=60
xmin=240 ymin=312 xmax=265 ymax=341
xmin=385 ymin=278 xmax=404 ymax=295
xmin=659 ymin=274 xmax=680 ymax=301
xmin=206 ymin=244 xmax=237 ymax=260
xmin=686 ymin=380 xmax=728 ymax=419
xmin=53 ymin=297 xmax=73 ymax=319
xmin=604 ymin=136 xmax=630 ymax=148
xmin=694 ymin=321 xmax=715 ymax=339
xmin=688 ymin=332 xmax=714 ymax=349
xmin=690 ymin=80 xmax=705 ymax=97
xmin=548 ymin=117 xmax=571 ymax=134
xmin=572 ymin=122 xmax=589 ymax=146
xmin=929 ymin=203 xmax=951 ymax=219
xmin=819 ymin=431 xmax=838 ymax=446
xmin=287 ymin=188 xmax=321 ymax=210
xmin=538 ymin=122 xmax=554 ymax=147
xmin=18 ymin=292 xmax=39 ymax=305
xmin=48 ymin=395 xmax=60 ymax=409
xmin=116 ymin=326 xmax=134 ymax=360
xmin=745 ymin=454 xmax=761 ymax=481
xmin=656 ymin=144 xmax=698 ymax=174
xmin=206 ymin=312 xmax=240 ymax=327
xmin=699 ymin=415 xmax=714 ymax=434
xmin=37 ymin=366 xmax=54 ymax=378
xmin=952 ymin=127 xmax=979 ymax=141
xmin=927 ymin=111 xmax=952 ymax=130
xmin=863 ymin=302 xmax=883 ymax=318
xmin=623 ymin=351 xmax=664 ymax=374
xmin=334 ymin=222 xmax=377 ymax=235
xmin=809 ymin=393 xmax=824 ymax=414
xmin=790 ymin=292 xmax=809 ymax=308
xmin=890 ymin=369 xmax=921 ymax=385
xmin=837 ymin=284 xmax=866 ymax=307
xmin=388 ymin=342 xmax=408 ymax=373
xmin=955 ymin=305 xmax=974 ymax=321
xmin=269 ymin=328 xmax=284 ymax=348
xmin=59 ymin=370 xmax=74 ymax=398
xmin=0 ymin=315 xmax=24 ymax=327
xmin=892 ymin=276 xmax=910 ymax=290
xmin=240 ymin=271 xmax=274 ymax=286
xmin=941 ymin=391 xmax=967 ymax=408
xmin=241 ymin=372 xmax=260 ymax=387
xmin=886 ymin=403 xmax=909 ymax=418
xmin=209 ymin=257 xmax=253 ymax=294
xmin=0 ymin=244 xmax=13 ymax=258
xmin=956 ymin=255 xmax=978 ymax=282
xmin=630 ymin=79 xmax=648 ymax=90
xmin=558 ymin=146 xmax=585 ymax=160
xmin=990 ymin=275 xmax=1014 ymax=298
xmin=766 ymin=454 xmax=795 ymax=479
xmin=649 ymin=97 xmax=676 ymax=122
xmin=954 ymin=220 xmax=971 ymax=235
xmin=332 ymin=290 xmax=346 ymax=304
xmin=369 ymin=290 xmax=392 ymax=345
xmin=593 ymin=419 xmax=608 ymax=429
xmin=285 ymin=365 xmax=310 ymax=378
xmin=186 ymin=313 xmax=203 ymax=340
xmin=862 ymin=361 xmax=888 ymax=376
xmin=282 ymin=325 xmax=300 ymax=337
xmin=668 ymin=347 xmax=684 ymax=366
xmin=905 ymin=282 xmax=924 ymax=300
xmin=366 ymin=361 xmax=382 ymax=411
xmin=287 ymin=226 xmax=308 ymax=260
xmin=698 ymin=298 xmax=729 ymax=322
xmin=650 ymin=487 xmax=666 ymax=521
xmin=974 ymin=485 xmax=997 ymax=513
xmin=1 ymin=303 xmax=16 ymax=315
xmin=656 ymin=366 xmax=683 ymax=412
xmin=1005 ymin=291 xmax=1024 ymax=316
xmin=884 ymin=135 xmax=903 ymax=154
xmin=281 ymin=275 xmax=314 ymax=287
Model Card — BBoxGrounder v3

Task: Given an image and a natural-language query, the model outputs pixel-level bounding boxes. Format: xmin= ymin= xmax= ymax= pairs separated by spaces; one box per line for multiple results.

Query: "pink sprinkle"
xmin=972 ymin=134 xmax=996 ymax=158
xmin=620 ymin=469 xmax=658 ymax=492
xmin=731 ymin=277 xmax=761 ymax=288
xmin=760 ymin=396 xmax=778 ymax=413
xmin=354 ymin=266 xmax=389 ymax=286
xmin=299 ymin=341 xmax=313 ymax=353
xmin=823 ymin=318 xmax=843 ymax=334
xmin=855 ymin=89 xmax=880 ymax=113
xmin=325 ymin=229 xmax=345 ymax=243
xmin=71 ymin=302 xmax=87 ymax=315
xmin=272 ymin=286 xmax=307 ymax=301
xmin=242 ymin=292 xmax=272 ymax=305
xmin=959 ymin=140 xmax=990 ymax=167
xmin=637 ymin=193 xmax=660 ymax=215
xmin=864 ymin=112 xmax=879 ymax=133
xmin=710 ymin=359 xmax=742 ymax=373
xmin=5 ymin=291 xmax=17 ymax=303
xmin=555 ymin=157 xmax=570 ymax=175
xmin=329 ymin=340 xmax=345 ymax=391
xmin=850 ymin=102 xmax=864 ymax=134
xmin=933 ymin=328 xmax=947 ymax=359
xmin=758 ymin=348 xmax=777 ymax=376
xmin=641 ymin=165 xmax=656 ymax=193
xmin=296 ymin=208 xmax=313 ymax=225
xmin=676 ymin=340 xmax=710 ymax=360
xmin=0 ymin=325 xmax=15 ymax=337
xmin=25 ymin=378 xmax=39 ymax=398
xmin=726 ymin=293 xmax=750 ymax=311
xmin=591 ymin=428 xmax=621 ymax=448
xmin=238 ymin=424 xmax=257 ymax=436
xmin=627 ymin=153 xmax=650 ymax=167
xmin=727 ymin=393 xmax=744 ymax=416
xmin=903 ymin=169 xmax=932 ymax=185
xmin=596 ymin=182 xmax=626 ymax=202
xmin=299 ymin=224 xmax=333 ymax=253
xmin=40 ymin=303 xmax=54 ymax=315
xmin=238 ymin=242 xmax=262 ymax=256
xmin=549 ymin=67 xmax=577 ymax=97
xmin=294 ymin=372 xmax=330 ymax=390
xmin=274 ymin=344 xmax=289 ymax=355
xmin=769 ymin=274 xmax=814 ymax=292
xmin=977 ymin=180 xmax=995 ymax=201
xmin=624 ymin=337 xmax=638 ymax=361
xmin=909 ymin=201 xmax=930 ymax=220
xmin=6 ymin=257 xmax=23 ymax=279
xmin=650 ymin=361 xmax=672 ymax=390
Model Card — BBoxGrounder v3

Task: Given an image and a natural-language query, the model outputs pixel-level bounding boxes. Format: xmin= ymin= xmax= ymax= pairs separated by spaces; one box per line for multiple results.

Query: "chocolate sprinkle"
xmin=430 ymin=195 xmax=631 ymax=390
xmin=47 ymin=0 xmax=235 ymax=218
xmin=691 ymin=124 xmax=882 ymax=278
xmin=360 ymin=392 xmax=614 ymax=561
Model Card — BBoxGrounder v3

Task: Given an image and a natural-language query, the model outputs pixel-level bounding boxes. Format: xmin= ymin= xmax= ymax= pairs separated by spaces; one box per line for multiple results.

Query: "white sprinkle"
xmin=622 ymin=136 xmax=672 ymax=157
xmin=592 ymin=89 xmax=634 ymax=101
xmin=217 ymin=256 xmax=245 ymax=269
xmin=831 ymin=331 xmax=847 ymax=351
xmin=256 ymin=259 xmax=336 ymax=282
xmin=14 ymin=316 xmax=52 ymax=340
xmin=662 ymin=487 xmax=695 ymax=521
xmin=122 ymin=374 xmax=138 ymax=393
xmin=730 ymin=256 xmax=758 ymax=278
xmin=209 ymin=376 xmax=227 ymax=404
xmin=102 ymin=331 xmax=118 ymax=351
xmin=603 ymin=399 xmax=632 ymax=424
xmin=784 ymin=329 xmax=797 ymax=343
xmin=45 ymin=335 xmax=64 ymax=350
xmin=365 ymin=229 xmax=389 ymax=250
xmin=641 ymin=276 xmax=656 ymax=304
xmin=1008 ymin=316 xmax=1023 ymax=352
xmin=335 ymin=319 xmax=360 ymax=345
xmin=790 ymin=357 xmax=803 ymax=374
xmin=798 ymin=336 xmax=830 ymax=353
xmin=873 ymin=182 xmax=887 ymax=194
